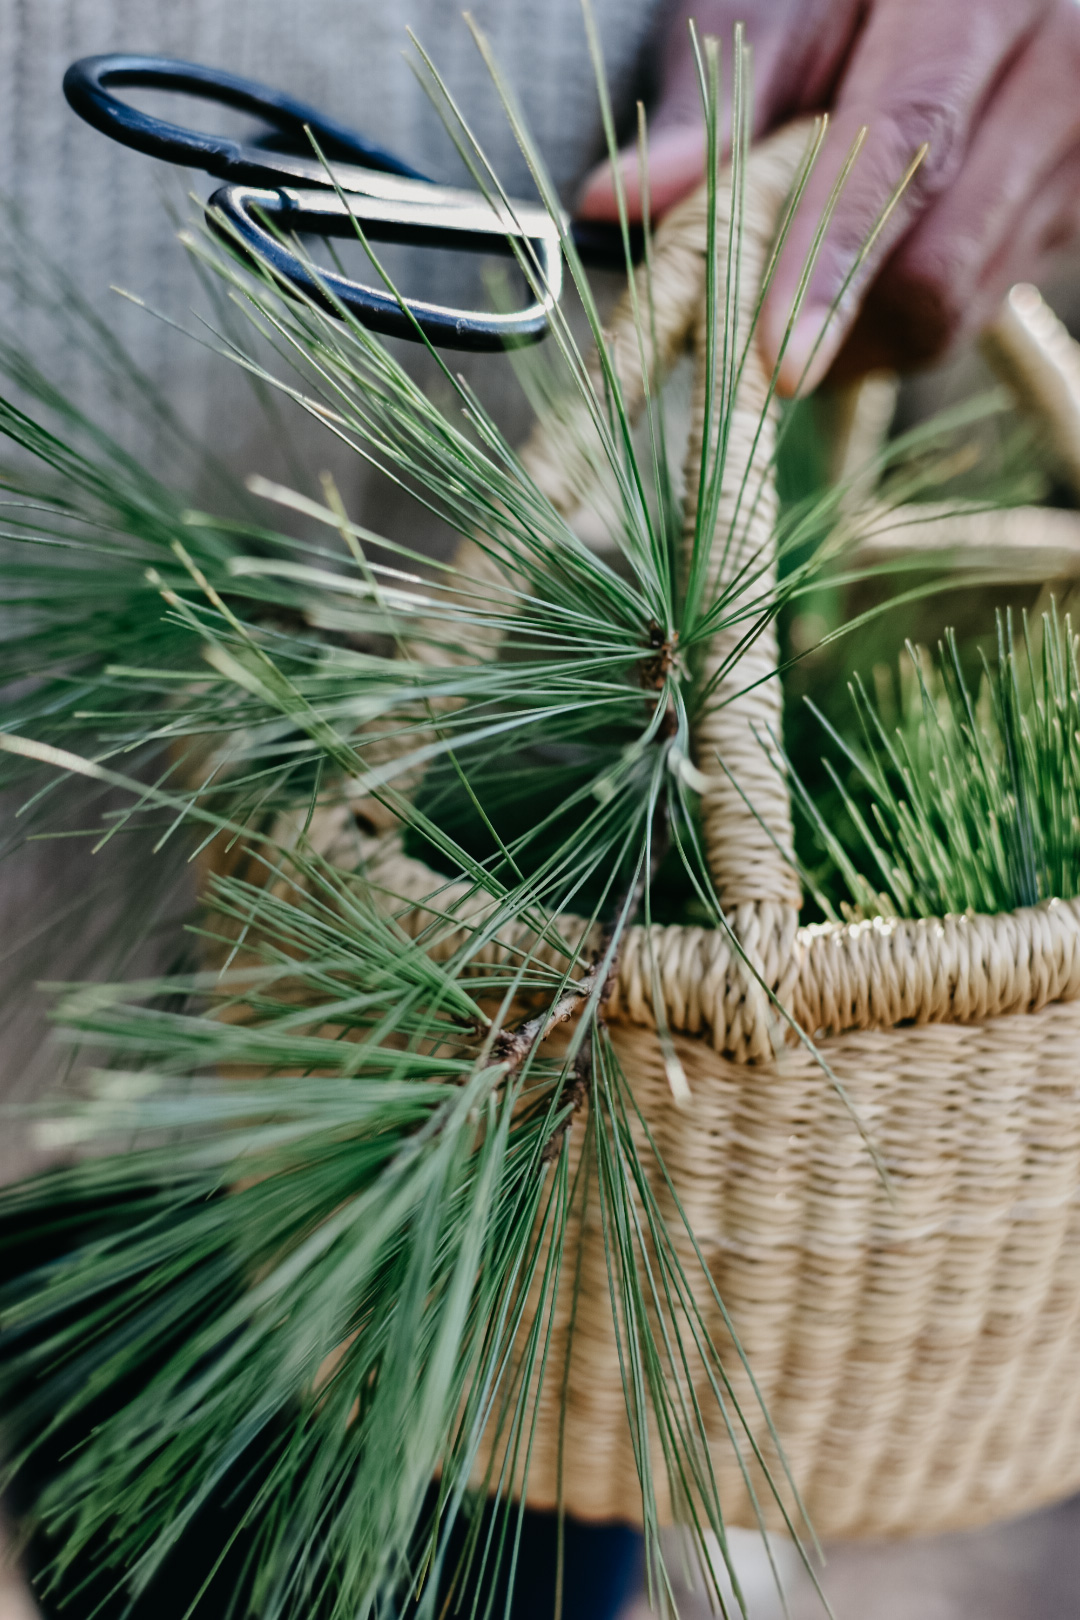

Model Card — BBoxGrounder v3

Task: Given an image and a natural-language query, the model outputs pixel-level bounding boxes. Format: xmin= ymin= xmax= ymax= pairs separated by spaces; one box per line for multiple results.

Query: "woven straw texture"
xmin=232 ymin=122 xmax=1080 ymax=1539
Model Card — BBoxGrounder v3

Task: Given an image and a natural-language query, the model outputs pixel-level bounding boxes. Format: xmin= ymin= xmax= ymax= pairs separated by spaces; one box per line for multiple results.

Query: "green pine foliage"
xmin=788 ymin=608 xmax=1080 ymax=921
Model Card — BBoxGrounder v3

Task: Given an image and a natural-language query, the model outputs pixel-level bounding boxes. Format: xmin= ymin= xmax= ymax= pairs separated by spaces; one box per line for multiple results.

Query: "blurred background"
xmin=1 ymin=3 xmax=1079 ymax=1617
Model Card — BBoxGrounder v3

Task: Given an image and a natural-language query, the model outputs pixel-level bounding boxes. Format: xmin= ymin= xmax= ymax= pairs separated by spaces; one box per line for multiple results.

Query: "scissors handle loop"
xmin=210 ymin=185 xmax=563 ymax=350
xmin=62 ymin=54 xmax=426 ymax=188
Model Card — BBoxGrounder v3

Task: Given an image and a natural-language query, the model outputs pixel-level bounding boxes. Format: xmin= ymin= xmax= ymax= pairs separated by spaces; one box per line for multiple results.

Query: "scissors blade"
xmin=216 ymin=148 xmax=434 ymax=194
xmin=274 ymin=183 xmax=566 ymax=250
xmin=240 ymin=152 xmax=544 ymax=217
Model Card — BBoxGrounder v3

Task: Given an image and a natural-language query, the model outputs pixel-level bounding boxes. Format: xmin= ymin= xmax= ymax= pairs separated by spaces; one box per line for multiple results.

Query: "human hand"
xmin=577 ymin=0 xmax=1080 ymax=393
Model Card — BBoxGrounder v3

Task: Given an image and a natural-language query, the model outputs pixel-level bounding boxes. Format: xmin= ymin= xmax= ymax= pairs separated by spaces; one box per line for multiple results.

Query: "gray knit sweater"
xmin=0 ymin=0 xmax=661 ymax=474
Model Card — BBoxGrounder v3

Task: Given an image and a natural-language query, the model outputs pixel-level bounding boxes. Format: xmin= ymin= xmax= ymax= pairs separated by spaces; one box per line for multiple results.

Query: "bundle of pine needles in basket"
xmin=1 ymin=15 xmax=1076 ymax=1620
xmin=788 ymin=608 xmax=1080 ymax=923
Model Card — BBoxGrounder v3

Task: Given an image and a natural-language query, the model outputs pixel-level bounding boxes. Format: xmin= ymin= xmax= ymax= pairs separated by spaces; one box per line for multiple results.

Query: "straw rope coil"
xmin=981 ymin=281 xmax=1080 ymax=501
xmin=235 ymin=123 xmax=1080 ymax=1536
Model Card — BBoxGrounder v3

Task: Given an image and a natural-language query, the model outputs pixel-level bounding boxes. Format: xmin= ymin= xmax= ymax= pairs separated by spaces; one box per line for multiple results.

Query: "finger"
xmin=575 ymin=0 xmax=835 ymax=224
xmin=761 ymin=0 xmax=1054 ymax=395
xmin=827 ymin=2 xmax=1080 ymax=376
xmin=576 ymin=0 xmax=738 ymax=224
xmin=829 ymin=141 xmax=1080 ymax=381
xmin=576 ymin=123 xmax=707 ymax=222
xmin=970 ymin=141 xmax=1080 ymax=330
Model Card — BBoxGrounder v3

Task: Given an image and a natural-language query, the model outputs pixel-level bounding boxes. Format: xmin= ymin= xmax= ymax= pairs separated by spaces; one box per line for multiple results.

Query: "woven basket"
xmin=257 ymin=124 xmax=1080 ymax=1541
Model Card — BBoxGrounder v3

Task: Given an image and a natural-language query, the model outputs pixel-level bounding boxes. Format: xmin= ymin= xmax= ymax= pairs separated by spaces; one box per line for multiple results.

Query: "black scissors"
xmin=63 ymin=53 xmax=637 ymax=351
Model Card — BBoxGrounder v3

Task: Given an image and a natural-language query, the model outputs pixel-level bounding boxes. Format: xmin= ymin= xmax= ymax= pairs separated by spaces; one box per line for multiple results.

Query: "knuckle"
xmin=876 ymin=94 xmax=970 ymax=197
xmin=809 ymin=97 xmax=967 ymax=275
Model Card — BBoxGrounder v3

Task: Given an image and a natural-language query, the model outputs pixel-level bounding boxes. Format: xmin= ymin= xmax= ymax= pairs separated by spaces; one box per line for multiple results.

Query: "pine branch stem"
xmin=493 ymin=958 xmax=609 ymax=1072
xmin=541 ymin=1035 xmax=592 ymax=1164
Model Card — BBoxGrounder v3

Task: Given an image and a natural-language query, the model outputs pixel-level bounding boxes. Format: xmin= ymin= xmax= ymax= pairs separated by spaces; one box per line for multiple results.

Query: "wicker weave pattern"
xmin=521 ymin=1002 xmax=1080 ymax=1535
xmin=513 ymin=132 xmax=1080 ymax=1531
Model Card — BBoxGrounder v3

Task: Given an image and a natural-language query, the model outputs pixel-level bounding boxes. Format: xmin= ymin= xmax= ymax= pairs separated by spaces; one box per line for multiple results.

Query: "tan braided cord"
xmin=675 ymin=170 xmax=801 ymax=918
xmin=849 ymin=500 xmax=1080 ymax=578
xmin=210 ymin=124 xmax=1080 ymax=1537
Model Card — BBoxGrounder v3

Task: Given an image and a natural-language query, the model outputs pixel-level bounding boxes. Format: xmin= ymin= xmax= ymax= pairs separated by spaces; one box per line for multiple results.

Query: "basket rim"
xmin=352 ymin=825 xmax=1080 ymax=1057
xmin=609 ymin=892 xmax=1080 ymax=1048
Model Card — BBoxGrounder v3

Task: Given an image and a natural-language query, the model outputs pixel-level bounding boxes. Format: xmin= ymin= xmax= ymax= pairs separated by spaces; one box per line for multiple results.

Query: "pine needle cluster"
xmin=790 ymin=608 xmax=1080 ymax=921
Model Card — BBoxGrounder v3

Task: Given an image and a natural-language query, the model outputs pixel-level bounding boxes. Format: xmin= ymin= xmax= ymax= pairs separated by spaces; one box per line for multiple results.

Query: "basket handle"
xmin=521 ymin=125 xmax=812 ymax=914
xmin=981 ymin=283 xmax=1080 ymax=501
xmin=342 ymin=127 xmax=814 ymax=1061
xmin=674 ymin=131 xmax=806 ymax=912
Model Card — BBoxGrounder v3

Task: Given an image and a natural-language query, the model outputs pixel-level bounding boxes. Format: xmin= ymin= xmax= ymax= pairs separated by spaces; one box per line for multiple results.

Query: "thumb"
xmin=575 ymin=123 xmax=708 ymax=223
xmin=575 ymin=0 xmax=739 ymax=224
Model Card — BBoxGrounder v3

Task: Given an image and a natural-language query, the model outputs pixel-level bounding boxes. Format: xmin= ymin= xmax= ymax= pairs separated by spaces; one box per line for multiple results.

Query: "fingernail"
xmin=775 ymin=304 xmax=841 ymax=397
